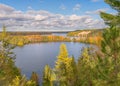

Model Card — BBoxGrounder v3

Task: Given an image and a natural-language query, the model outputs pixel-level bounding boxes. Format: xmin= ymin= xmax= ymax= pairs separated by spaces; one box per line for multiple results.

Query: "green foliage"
xmin=94 ymin=56 xmax=120 ymax=86
xmin=100 ymin=3 xmax=120 ymax=83
xmin=105 ymin=0 xmax=120 ymax=11
xmin=101 ymin=26 xmax=120 ymax=59
xmin=77 ymin=48 xmax=96 ymax=86
xmin=100 ymin=0 xmax=120 ymax=27
xmin=100 ymin=12 xmax=118 ymax=26
xmin=96 ymin=0 xmax=120 ymax=85
xmin=0 ymin=26 xmax=20 ymax=85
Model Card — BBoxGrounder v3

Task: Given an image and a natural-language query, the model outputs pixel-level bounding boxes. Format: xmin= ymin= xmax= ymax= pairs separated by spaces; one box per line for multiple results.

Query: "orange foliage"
xmin=88 ymin=36 xmax=102 ymax=46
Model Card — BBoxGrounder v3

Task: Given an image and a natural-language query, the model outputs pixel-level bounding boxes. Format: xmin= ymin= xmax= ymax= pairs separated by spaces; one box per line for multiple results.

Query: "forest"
xmin=0 ymin=0 xmax=120 ymax=86
xmin=0 ymin=28 xmax=103 ymax=47
xmin=0 ymin=30 xmax=71 ymax=47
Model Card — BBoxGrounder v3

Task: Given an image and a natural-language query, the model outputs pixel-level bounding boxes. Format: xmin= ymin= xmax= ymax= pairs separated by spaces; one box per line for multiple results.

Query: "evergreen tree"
xmin=55 ymin=43 xmax=71 ymax=86
xmin=101 ymin=26 xmax=120 ymax=59
xmin=100 ymin=0 xmax=120 ymax=27
xmin=67 ymin=56 xmax=78 ymax=86
xmin=0 ymin=26 xmax=35 ymax=86
xmin=95 ymin=0 xmax=120 ymax=85
xmin=43 ymin=64 xmax=56 ymax=86
xmin=9 ymin=76 xmax=36 ymax=86
xmin=30 ymin=72 xmax=39 ymax=86
xmin=77 ymin=48 xmax=96 ymax=86
xmin=100 ymin=0 xmax=120 ymax=60
xmin=0 ymin=26 xmax=20 ymax=85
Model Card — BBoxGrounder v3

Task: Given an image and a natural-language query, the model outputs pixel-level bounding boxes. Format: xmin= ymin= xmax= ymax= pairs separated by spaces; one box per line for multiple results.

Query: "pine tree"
xmin=67 ymin=56 xmax=78 ymax=86
xmin=55 ymin=43 xmax=71 ymax=86
xmin=43 ymin=65 xmax=51 ymax=86
xmin=9 ymin=76 xmax=36 ymax=86
xmin=101 ymin=26 xmax=120 ymax=59
xmin=30 ymin=72 xmax=39 ymax=86
xmin=43 ymin=64 xmax=56 ymax=86
xmin=100 ymin=0 xmax=120 ymax=64
xmin=77 ymin=48 xmax=96 ymax=86
xmin=95 ymin=0 xmax=120 ymax=85
xmin=0 ymin=26 xmax=20 ymax=85
xmin=100 ymin=0 xmax=120 ymax=27
xmin=101 ymin=0 xmax=120 ymax=80
xmin=0 ymin=26 xmax=35 ymax=86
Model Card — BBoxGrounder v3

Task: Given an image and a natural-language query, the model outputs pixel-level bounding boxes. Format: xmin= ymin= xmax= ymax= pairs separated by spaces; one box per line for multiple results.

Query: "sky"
xmin=0 ymin=0 xmax=117 ymax=31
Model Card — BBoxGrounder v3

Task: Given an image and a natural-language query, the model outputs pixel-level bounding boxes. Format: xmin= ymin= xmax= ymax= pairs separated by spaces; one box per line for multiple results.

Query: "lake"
xmin=14 ymin=42 xmax=92 ymax=80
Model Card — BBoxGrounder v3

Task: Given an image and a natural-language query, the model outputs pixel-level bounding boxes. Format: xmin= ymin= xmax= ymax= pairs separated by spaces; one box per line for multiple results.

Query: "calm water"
xmin=14 ymin=42 xmax=91 ymax=79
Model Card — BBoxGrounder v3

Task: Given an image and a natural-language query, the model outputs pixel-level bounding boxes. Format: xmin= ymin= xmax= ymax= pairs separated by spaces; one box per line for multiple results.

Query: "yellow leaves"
xmin=20 ymin=35 xmax=70 ymax=42
xmin=44 ymin=65 xmax=51 ymax=80
xmin=43 ymin=65 xmax=56 ymax=86
xmin=50 ymin=71 xmax=56 ymax=81
xmin=9 ymin=76 xmax=36 ymax=86
xmin=55 ymin=43 xmax=74 ymax=85
xmin=88 ymin=36 xmax=102 ymax=46
xmin=43 ymin=65 xmax=56 ymax=82
xmin=56 ymin=44 xmax=69 ymax=69
xmin=55 ymin=57 xmax=72 ymax=72
xmin=26 ymin=81 xmax=36 ymax=86
xmin=59 ymin=44 xmax=69 ymax=58
xmin=17 ymin=41 xmax=24 ymax=46
xmin=9 ymin=36 xmax=29 ymax=46
xmin=64 ymin=57 xmax=72 ymax=69
xmin=9 ymin=76 xmax=20 ymax=86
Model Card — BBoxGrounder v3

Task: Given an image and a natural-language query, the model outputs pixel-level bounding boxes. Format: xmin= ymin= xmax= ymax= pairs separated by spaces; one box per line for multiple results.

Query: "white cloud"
xmin=0 ymin=3 xmax=15 ymax=13
xmin=69 ymin=14 xmax=91 ymax=21
xmin=73 ymin=4 xmax=81 ymax=11
xmin=35 ymin=15 xmax=48 ymax=20
xmin=60 ymin=4 xmax=66 ymax=10
xmin=85 ymin=8 xmax=109 ymax=15
xmin=0 ymin=4 xmax=106 ymax=31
